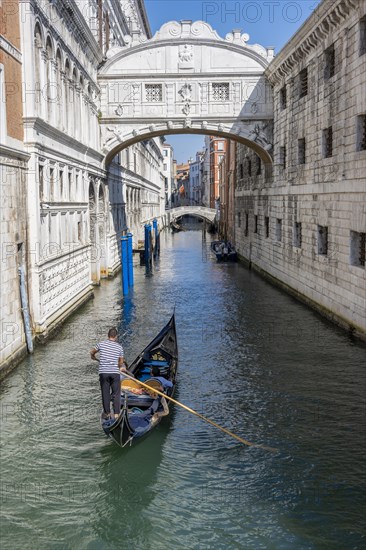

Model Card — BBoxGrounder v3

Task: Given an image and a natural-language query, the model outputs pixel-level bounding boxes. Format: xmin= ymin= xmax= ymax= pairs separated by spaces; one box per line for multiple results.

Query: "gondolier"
xmin=90 ymin=327 xmax=125 ymax=420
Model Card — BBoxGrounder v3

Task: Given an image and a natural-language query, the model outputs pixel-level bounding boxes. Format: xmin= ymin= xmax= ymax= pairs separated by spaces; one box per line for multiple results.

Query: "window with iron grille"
xmin=280 ymin=85 xmax=287 ymax=110
xmin=145 ymin=84 xmax=162 ymax=102
xmin=280 ymin=146 xmax=287 ymax=168
xmin=299 ymin=68 xmax=308 ymax=98
xmin=265 ymin=216 xmax=269 ymax=238
xmin=254 ymin=215 xmax=258 ymax=233
xmin=293 ymin=222 xmax=302 ymax=248
xmin=350 ymin=231 xmax=366 ymax=267
xmin=323 ymin=127 xmax=333 ymax=158
xmin=317 ymin=225 xmax=328 ymax=255
xmin=247 ymin=158 xmax=252 ymax=177
xmin=298 ymin=138 xmax=306 ymax=165
xmin=276 ymin=218 xmax=282 ymax=242
xmin=212 ymin=83 xmax=229 ymax=101
xmin=360 ymin=16 xmax=366 ymax=56
xmin=256 ymin=155 xmax=261 ymax=175
xmin=245 ymin=213 xmax=249 ymax=236
xmin=356 ymin=114 xmax=366 ymax=151
xmin=324 ymin=44 xmax=335 ymax=80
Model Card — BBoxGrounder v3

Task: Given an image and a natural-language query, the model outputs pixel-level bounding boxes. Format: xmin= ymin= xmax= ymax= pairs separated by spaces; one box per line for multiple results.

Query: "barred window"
xmin=293 ymin=222 xmax=302 ymax=248
xmin=280 ymin=85 xmax=287 ymax=110
xmin=356 ymin=114 xmax=366 ymax=151
xmin=256 ymin=155 xmax=261 ymax=175
xmin=276 ymin=218 xmax=282 ymax=242
xmin=298 ymin=138 xmax=306 ymax=165
xmin=280 ymin=146 xmax=287 ymax=168
xmin=359 ymin=16 xmax=366 ymax=56
xmin=350 ymin=231 xmax=366 ymax=267
xmin=212 ymin=83 xmax=229 ymax=101
xmin=317 ymin=225 xmax=328 ymax=255
xmin=324 ymin=44 xmax=335 ymax=80
xmin=323 ymin=127 xmax=333 ymax=158
xmin=145 ymin=84 xmax=162 ymax=102
xmin=299 ymin=68 xmax=308 ymax=98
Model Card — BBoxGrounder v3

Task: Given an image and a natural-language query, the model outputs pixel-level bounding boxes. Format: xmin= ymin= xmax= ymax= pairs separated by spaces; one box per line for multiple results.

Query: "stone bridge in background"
xmin=98 ymin=20 xmax=274 ymax=169
xmin=169 ymin=205 xmax=216 ymax=223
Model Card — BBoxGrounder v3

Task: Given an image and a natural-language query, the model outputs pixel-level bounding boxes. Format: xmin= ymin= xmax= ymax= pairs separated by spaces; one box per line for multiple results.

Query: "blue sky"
xmin=144 ymin=0 xmax=322 ymax=163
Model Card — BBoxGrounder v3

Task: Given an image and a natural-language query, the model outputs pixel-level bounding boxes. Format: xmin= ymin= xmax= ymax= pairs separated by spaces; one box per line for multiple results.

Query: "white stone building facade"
xmin=0 ymin=0 xmax=165 ymax=372
xmin=234 ymin=0 xmax=366 ymax=339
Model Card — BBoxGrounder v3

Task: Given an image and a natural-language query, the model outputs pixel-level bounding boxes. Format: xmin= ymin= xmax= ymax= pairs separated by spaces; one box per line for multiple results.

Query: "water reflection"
xmin=0 ymin=228 xmax=365 ymax=549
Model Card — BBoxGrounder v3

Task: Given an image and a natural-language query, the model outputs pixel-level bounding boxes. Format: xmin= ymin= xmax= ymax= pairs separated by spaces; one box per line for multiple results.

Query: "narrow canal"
xmin=1 ymin=228 xmax=365 ymax=550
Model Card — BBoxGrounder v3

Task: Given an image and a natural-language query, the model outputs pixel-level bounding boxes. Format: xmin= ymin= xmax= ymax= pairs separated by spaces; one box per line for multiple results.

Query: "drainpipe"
xmin=18 ymin=265 xmax=33 ymax=353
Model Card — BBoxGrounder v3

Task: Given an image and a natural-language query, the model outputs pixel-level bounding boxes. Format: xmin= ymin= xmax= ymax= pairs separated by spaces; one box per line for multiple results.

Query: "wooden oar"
xmin=121 ymin=371 xmax=278 ymax=453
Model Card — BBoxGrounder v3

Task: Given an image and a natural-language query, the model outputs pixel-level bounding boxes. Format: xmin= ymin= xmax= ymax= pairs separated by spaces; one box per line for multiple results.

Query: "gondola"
xmin=170 ymin=220 xmax=184 ymax=232
xmin=100 ymin=314 xmax=178 ymax=448
xmin=211 ymin=240 xmax=238 ymax=262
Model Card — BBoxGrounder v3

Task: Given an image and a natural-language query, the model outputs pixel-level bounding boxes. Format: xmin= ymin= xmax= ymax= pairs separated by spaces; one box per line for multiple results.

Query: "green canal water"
xmin=1 ymin=229 xmax=365 ymax=549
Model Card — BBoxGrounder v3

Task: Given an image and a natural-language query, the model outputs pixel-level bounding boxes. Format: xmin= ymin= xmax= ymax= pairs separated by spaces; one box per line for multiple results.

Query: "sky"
xmin=144 ymin=0 xmax=323 ymax=163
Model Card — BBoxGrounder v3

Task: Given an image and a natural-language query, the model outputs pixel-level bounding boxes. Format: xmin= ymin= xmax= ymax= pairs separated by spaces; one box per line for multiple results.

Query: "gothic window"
xmin=293 ymin=222 xmax=302 ymax=248
xmin=324 ymin=44 xmax=335 ymax=80
xmin=323 ymin=127 xmax=333 ymax=158
xmin=145 ymin=84 xmax=162 ymax=102
xmin=299 ymin=68 xmax=308 ymax=98
xmin=212 ymin=83 xmax=229 ymax=101
xmin=280 ymin=85 xmax=287 ymax=110
xmin=298 ymin=138 xmax=306 ymax=164
xmin=356 ymin=114 xmax=366 ymax=151
xmin=317 ymin=225 xmax=328 ymax=255
xmin=45 ymin=36 xmax=54 ymax=122
xmin=350 ymin=231 xmax=366 ymax=267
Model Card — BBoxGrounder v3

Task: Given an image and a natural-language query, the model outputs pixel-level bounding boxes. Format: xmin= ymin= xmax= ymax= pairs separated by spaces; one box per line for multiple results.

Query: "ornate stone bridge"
xmin=169 ymin=206 xmax=216 ymax=223
xmin=98 ymin=20 xmax=274 ymax=168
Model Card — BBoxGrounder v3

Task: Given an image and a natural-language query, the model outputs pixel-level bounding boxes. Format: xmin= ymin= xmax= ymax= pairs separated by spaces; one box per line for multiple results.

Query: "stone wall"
xmin=233 ymin=0 xmax=366 ymax=339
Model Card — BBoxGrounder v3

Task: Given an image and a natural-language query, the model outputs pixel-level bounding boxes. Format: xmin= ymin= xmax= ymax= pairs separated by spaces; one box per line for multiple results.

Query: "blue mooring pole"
xmin=144 ymin=224 xmax=149 ymax=266
xmin=121 ymin=236 xmax=129 ymax=295
xmin=127 ymin=232 xmax=134 ymax=288
xmin=152 ymin=219 xmax=158 ymax=258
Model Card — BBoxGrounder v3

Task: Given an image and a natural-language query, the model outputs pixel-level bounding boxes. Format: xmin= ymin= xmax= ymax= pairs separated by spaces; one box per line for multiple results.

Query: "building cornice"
xmin=265 ymin=0 xmax=358 ymax=85
xmin=23 ymin=117 xmax=104 ymax=163
xmin=30 ymin=0 xmax=103 ymax=65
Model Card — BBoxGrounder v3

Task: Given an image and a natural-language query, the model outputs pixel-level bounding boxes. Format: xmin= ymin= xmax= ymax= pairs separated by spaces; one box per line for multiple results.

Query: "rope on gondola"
xmin=121 ymin=372 xmax=278 ymax=453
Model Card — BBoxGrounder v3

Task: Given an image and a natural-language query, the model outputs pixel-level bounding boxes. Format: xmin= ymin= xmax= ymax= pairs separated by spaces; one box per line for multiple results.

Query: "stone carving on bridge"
xmin=248 ymin=123 xmax=273 ymax=151
xmin=115 ymin=104 xmax=124 ymax=116
xmin=178 ymin=83 xmax=193 ymax=115
xmin=179 ymin=44 xmax=193 ymax=64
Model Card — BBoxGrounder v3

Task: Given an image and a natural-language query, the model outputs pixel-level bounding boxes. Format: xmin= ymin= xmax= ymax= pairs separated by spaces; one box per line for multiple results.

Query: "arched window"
xmin=45 ymin=36 xmax=54 ymax=122
xmin=72 ymin=67 xmax=78 ymax=139
xmin=34 ymin=23 xmax=43 ymax=112
xmin=64 ymin=59 xmax=70 ymax=132
xmin=56 ymin=48 xmax=62 ymax=129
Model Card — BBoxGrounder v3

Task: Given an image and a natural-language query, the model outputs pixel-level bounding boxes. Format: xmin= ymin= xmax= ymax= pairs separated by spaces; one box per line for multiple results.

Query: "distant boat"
xmin=211 ymin=240 xmax=238 ymax=262
xmin=170 ymin=220 xmax=185 ymax=232
xmin=100 ymin=314 xmax=178 ymax=448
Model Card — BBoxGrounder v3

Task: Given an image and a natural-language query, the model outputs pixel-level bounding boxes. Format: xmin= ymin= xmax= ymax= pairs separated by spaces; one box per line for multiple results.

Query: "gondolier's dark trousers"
xmin=99 ymin=373 xmax=121 ymax=415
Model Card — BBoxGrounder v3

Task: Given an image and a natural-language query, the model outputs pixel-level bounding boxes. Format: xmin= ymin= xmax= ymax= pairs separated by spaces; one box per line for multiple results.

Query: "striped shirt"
xmin=94 ymin=340 xmax=124 ymax=374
